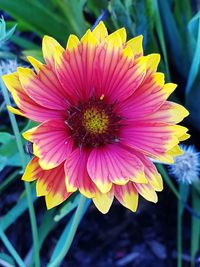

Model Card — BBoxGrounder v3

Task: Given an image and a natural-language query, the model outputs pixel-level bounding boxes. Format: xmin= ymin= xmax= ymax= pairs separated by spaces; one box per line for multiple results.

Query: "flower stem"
xmin=0 ymin=226 xmax=26 ymax=267
xmin=156 ymin=164 xmax=180 ymax=199
xmin=0 ymin=78 xmax=40 ymax=267
xmin=48 ymin=195 xmax=88 ymax=267
xmin=177 ymin=186 xmax=183 ymax=267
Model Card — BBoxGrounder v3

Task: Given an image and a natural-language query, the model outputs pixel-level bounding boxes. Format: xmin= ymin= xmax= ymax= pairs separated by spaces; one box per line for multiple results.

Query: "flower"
xmin=2 ymin=22 xmax=189 ymax=213
xmin=169 ymin=145 xmax=200 ymax=184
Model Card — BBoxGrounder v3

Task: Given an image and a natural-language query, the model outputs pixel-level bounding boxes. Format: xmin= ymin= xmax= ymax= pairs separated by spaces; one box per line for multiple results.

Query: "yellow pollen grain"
xmin=83 ymin=108 xmax=109 ymax=134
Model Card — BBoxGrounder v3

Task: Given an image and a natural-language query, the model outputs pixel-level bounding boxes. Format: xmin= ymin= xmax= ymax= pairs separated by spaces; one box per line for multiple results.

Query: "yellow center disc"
xmin=83 ymin=108 xmax=109 ymax=134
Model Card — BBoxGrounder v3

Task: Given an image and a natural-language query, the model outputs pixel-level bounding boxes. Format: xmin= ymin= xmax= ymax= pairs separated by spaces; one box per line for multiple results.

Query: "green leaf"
xmin=0 ymin=133 xmax=21 ymax=170
xmin=158 ymin=0 xmax=187 ymax=76
xmin=184 ymin=11 xmax=200 ymax=131
xmin=0 ymin=252 xmax=16 ymax=267
xmin=193 ymin=180 xmax=200 ymax=196
xmin=180 ymin=184 xmax=190 ymax=214
xmin=22 ymin=50 xmax=43 ymax=62
xmin=185 ymin=12 xmax=200 ymax=96
xmin=177 ymin=184 xmax=190 ymax=267
xmin=108 ymin=0 xmax=135 ymax=37
xmin=0 ymin=0 xmax=71 ymax=44
xmin=152 ymin=0 xmax=170 ymax=80
xmin=54 ymin=194 xmax=81 ymax=222
xmin=191 ymin=186 xmax=200 ymax=266
xmin=49 ymin=197 xmax=90 ymax=265
xmin=185 ymin=72 xmax=200 ymax=131
xmin=156 ymin=164 xmax=180 ymax=199
xmin=174 ymin=0 xmax=192 ymax=42
xmin=0 ymin=132 xmax=14 ymax=144
xmin=87 ymin=0 xmax=108 ymax=17
xmin=56 ymin=0 xmax=88 ymax=37
xmin=10 ymin=35 xmax=40 ymax=50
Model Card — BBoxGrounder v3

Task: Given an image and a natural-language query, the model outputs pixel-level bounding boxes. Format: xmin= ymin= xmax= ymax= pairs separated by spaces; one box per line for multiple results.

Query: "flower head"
xmin=169 ymin=145 xmax=200 ymax=184
xmin=2 ymin=22 xmax=189 ymax=213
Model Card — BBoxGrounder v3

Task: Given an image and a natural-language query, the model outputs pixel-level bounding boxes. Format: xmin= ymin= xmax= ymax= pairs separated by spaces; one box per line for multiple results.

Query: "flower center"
xmin=66 ymin=97 xmax=121 ymax=148
xmin=83 ymin=108 xmax=109 ymax=134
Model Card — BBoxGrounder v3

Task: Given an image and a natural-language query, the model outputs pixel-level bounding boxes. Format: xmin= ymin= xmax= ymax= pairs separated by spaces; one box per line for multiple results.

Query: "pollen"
xmin=83 ymin=108 xmax=109 ymax=134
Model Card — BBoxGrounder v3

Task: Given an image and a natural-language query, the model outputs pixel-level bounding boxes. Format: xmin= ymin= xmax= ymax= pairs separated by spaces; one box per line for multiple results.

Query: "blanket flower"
xmin=3 ymin=22 xmax=189 ymax=213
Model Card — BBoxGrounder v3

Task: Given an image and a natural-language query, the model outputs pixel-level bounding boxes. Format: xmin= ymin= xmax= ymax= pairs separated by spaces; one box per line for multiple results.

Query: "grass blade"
xmin=48 ymin=196 xmax=90 ymax=267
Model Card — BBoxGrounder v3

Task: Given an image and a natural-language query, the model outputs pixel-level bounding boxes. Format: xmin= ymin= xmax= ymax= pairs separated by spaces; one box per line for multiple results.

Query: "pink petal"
xmin=121 ymin=122 xmax=178 ymax=162
xmin=3 ymin=72 xmax=66 ymax=123
xmin=141 ymin=101 xmax=189 ymax=124
xmin=114 ymin=182 xmax=138 ymax=212
xmin=18 ymin=66 xmax=69 ymax=110
xmin=94 ymin=44 xmax=146 ymax=102
xmin=132 ymin=151 xmax=163 ymax=191
xmin=55 ymin=43 xmax=97 ymax=103
xmin=118 ymin=73 xmax=165 ymax=119
xmin=87 ymin=144 xmax=146 ymax=193
xmin=134 ymin=183 xmax=158 ymax=203
xmin=22 ymin=157 xmax=71 ymax=209
xmin=64 ymin=148 xmax=96 ymax=198
xmin=23 ymin=119 xmax=73 ymax=170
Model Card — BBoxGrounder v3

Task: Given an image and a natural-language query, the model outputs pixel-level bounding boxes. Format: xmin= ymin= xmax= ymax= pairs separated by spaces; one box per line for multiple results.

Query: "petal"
xmin=105 ymin=31 xmax=123 ymax=48
xmin=42 ymin=35 xmax=64 ymax=68
xmin=22 ymin=157 xmax=72 ymax=209
xmin=23 ymin=119 xmax=73 ymax=170
xmin=22 ymin=156 xmax=40 ymax=182
xmin=125 ymin=35 xmax=143 ymax=59
xmin=64 ymin=148 xmax=96 ymax=198
xmin=17 ymin=67 xmax=68 ymax=110
xmin=143 ymin=101 xmax=189 ymax=124
xmin=2 ymin=72 xmax=65 ymax=122
xmin=178 ymin=133 xmax=190 ymax=141
xmin=92 ymin=189 xmax=114 ymax=214
xmin=112 ymin=28 xmax=127 ymax=44
xmin=92 ymin=21 xmax=108 ymax=41
xmin=166 ymin=145 xmax=183 ymax=158
xmin=121 ymin=122 xmax=181 ymax=163
xmin=134 ymin=183 xmax=158 ymax=203
xmin=66 ymin=34 xmax=80 ymax=51
xmin=7 ymin=105 xmax=25 ymax=117
xmin=145 ymin=54 xmax=160 ymax=75
xmin=94 ymin=45 xmax=146 ymax=102
xmin=81 ymin=29 xmax=99 ymax=46
xmin=162 ymin=83 xmax=177 ymax=98
xmin=87 ymin=144 xmax=147 ymax=193
xmin=27 ymin=56 xmax=44 ymax=73
xmin=122 ymin=45 xmax=134 ymax=60
xmin=134 ymin=152 xmax=163 ymax=191
xmin=114 ymin=182 xmax=138 ymax=212
xmin=55 ymin=30 xmax=98 ymax=102
xmin=119 ymin=72 xmax=165 ymax=119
